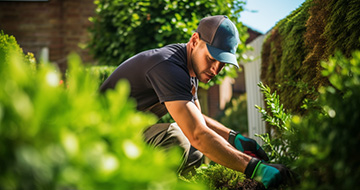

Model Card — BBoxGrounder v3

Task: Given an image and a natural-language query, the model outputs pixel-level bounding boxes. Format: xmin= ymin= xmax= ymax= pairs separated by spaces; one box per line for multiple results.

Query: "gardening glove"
xmin=245 ymin=158 xmax=294 ymax=189
xmin=228 ymin=130 xmax=269 ymax=161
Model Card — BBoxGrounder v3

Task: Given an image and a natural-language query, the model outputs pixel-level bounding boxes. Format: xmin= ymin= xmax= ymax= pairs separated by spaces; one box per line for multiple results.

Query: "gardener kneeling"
xmin=100 ymin=15 xmax=293 ymax=188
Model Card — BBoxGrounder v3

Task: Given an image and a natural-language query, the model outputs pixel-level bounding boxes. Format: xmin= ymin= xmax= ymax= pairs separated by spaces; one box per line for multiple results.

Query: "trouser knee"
xmin=143 ymin=123 xmax=204 ymax=175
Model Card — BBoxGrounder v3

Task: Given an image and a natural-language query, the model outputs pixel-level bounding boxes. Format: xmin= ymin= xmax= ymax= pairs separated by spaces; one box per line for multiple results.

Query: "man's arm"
xmin=166 ymin=100 xmax=293 ymax=188
xmin=203 ymin=114 xmax=231 ymax=140
xmin=194 ymin=99 xmax=230 ymax=141
xmin=164 ymin=100 xmax=251 ymax=173
xmin=194 ymin=99 xmax=270 ymax=161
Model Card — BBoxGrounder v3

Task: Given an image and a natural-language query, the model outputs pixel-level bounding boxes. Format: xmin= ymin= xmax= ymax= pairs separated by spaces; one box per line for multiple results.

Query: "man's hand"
xmin=228 ymin=130 xmax=269 ymax=161
xmin=245 ymin=158 xmax=294 ymax=189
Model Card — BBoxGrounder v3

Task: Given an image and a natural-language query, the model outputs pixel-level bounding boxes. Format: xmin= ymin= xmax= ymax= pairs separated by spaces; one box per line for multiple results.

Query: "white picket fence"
xmin=241 ymin=34 xmax=266 ymax=145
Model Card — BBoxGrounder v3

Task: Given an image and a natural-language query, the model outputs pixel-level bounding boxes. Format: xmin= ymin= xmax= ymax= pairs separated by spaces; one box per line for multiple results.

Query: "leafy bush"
xmin=0 ymin=32 xmax=205 ymax=189
xmin=217 ymin=94 xmax=248 ymax=134
xmin=255 ymin=83 xmax=296 ymax=166
xmin=290 ymin=51 xmax=360 ymax=189
xmin=256 ymin=50 xmax=360 ymax=189
xmin=185 ymin=164 xmax=264 ymax=190
xmin=86 ymin=65 xmax=117 ymax=85
xmin=0 ymin=30 xmax=36 ymax=69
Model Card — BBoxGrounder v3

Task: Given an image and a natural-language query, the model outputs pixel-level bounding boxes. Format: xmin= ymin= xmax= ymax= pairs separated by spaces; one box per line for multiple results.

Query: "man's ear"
xmin=190 ymin=32 xmax=200 ymax=47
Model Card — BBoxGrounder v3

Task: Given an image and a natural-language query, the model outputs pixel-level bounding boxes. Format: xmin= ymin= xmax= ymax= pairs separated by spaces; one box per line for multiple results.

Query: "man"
xmin=100 ymin=15 xmax=292 ymax=188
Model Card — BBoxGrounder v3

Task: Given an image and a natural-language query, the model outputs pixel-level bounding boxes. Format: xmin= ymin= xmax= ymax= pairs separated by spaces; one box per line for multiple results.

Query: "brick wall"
xmin=0 ymin=0 xmax=96 ymax=72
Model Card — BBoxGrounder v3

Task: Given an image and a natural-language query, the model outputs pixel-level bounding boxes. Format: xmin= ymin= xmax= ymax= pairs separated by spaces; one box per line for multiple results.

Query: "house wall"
xmin=0 ymin=0 xmax=96 ymax=72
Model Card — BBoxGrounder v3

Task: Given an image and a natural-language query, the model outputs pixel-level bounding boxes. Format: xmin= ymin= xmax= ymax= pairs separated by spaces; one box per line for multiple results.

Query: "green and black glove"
xmin=245 ymin=158 xmax=294 ymax=189
xmin=228 ymin=130 xmax=269 ymax=161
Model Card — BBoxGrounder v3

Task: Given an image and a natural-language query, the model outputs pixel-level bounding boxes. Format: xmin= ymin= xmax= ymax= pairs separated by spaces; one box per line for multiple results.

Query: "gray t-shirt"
xmin=99 ymin=43 xmax=198 ymax=118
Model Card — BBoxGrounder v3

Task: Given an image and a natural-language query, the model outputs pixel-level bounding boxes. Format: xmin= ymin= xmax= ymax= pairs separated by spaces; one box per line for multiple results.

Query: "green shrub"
xmin=217 ymin=94 xmax=248 ymax=134
xmin=185 ymin=164 xmax=264 ymax=190
xmin=86 ymin=65 xmax=117 ymax=85
xmin=289 ymin=51 xmax=360 ymax=189
xmin=255 ymin=83 xmax=296 ymax=166
xmin=0 ymin=30 xmax=36 ymax=70
xmin=256 ymin=50 xmax=360 ymax=189
xmin=0 ymin=33 xmax=205 ymax=190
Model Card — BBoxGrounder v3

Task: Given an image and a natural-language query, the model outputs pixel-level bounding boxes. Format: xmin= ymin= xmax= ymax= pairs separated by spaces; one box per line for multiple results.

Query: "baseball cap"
xmin=196 ymin=15 xmax=240 ymax=68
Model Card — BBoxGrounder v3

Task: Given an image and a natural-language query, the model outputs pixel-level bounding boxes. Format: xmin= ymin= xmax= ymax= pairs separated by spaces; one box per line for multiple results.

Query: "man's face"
xmin=190 ymin=40 xmax=225 ymax=83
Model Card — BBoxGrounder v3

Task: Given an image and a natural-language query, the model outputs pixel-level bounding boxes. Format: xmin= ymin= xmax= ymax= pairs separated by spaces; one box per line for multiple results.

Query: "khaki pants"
xmin=143 ymin=123 xmax=204 ymax=176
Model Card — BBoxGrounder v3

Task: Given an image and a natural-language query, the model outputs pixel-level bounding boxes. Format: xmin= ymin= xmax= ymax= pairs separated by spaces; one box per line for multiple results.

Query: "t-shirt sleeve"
xmin=146 ymin=61 xmax=193 ymax=103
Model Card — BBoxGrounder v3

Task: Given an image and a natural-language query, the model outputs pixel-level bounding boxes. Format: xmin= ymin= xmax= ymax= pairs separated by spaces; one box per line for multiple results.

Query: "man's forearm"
xmin=165 ymin=100 xmax=251 ymax=172
xmin=203 ymin=114 xmax=231 ymax=141
xmin=194 ymin=126 xmax=252 ymax=173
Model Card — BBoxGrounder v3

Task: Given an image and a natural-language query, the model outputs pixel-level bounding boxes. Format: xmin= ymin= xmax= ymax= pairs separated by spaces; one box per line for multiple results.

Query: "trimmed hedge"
xmin=261 ymin=0 xmax=360 ymax=114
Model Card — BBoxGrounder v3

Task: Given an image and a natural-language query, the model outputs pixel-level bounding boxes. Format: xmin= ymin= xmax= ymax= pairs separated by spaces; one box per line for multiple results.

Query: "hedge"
xmin=261 ymin=0 xmax=360 ymax=114
xmin=258 ymin=50 xmax=360 ymax=189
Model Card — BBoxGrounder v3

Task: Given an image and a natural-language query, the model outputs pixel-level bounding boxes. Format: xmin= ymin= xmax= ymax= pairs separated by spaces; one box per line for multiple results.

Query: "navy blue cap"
xmin=196 ymin=15 xmax=240 ymax=68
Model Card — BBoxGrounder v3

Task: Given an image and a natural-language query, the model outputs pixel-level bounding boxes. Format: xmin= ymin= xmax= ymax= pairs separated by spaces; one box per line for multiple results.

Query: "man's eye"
xmin=208 ymin=56 xmax=215 ymax=62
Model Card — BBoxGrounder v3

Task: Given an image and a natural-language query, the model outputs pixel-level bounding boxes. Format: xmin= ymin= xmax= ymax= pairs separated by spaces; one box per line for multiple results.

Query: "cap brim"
xmin=206 ymin=44 xmax=239 ymax=68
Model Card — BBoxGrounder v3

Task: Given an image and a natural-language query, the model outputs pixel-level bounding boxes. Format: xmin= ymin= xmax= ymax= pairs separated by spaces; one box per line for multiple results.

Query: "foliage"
xmin=185 ymin=164 xmax=264 ymax=190
xmin=86 ymin=65 xmax=117 ymax=86
xmin=217 ymin=94 xmax=248 ymax=133
xmin=255 ymin=83 xmax=291 ymax=131
xmin=261 ymin=0 xmax=311 ymax=114
xmin=289 ymin=51 xmax=360 ymax=189
xmin=256 ymin=50 xmax=360 ymax=189
xmin=261 ymin=0 xmax=360 ymax=115
xmin=255 ymin=82 xmax=296 ymax=165
xmin=0 ymin=30 xmax=36 ymax=70
xmin=157 ymin=112 xmax=175 ymax=124
xmin=0 ymin=32 xmax=205 ymax=190
xmin=324 ymin=0 xmax=360 ymax=58
xmin=88 ymin=0 xmax=249 ymax=89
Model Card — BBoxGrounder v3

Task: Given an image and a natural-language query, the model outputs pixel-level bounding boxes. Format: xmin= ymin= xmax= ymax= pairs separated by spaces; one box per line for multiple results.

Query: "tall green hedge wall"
xmin=261 ymin=0 xmax=360 ymax=114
